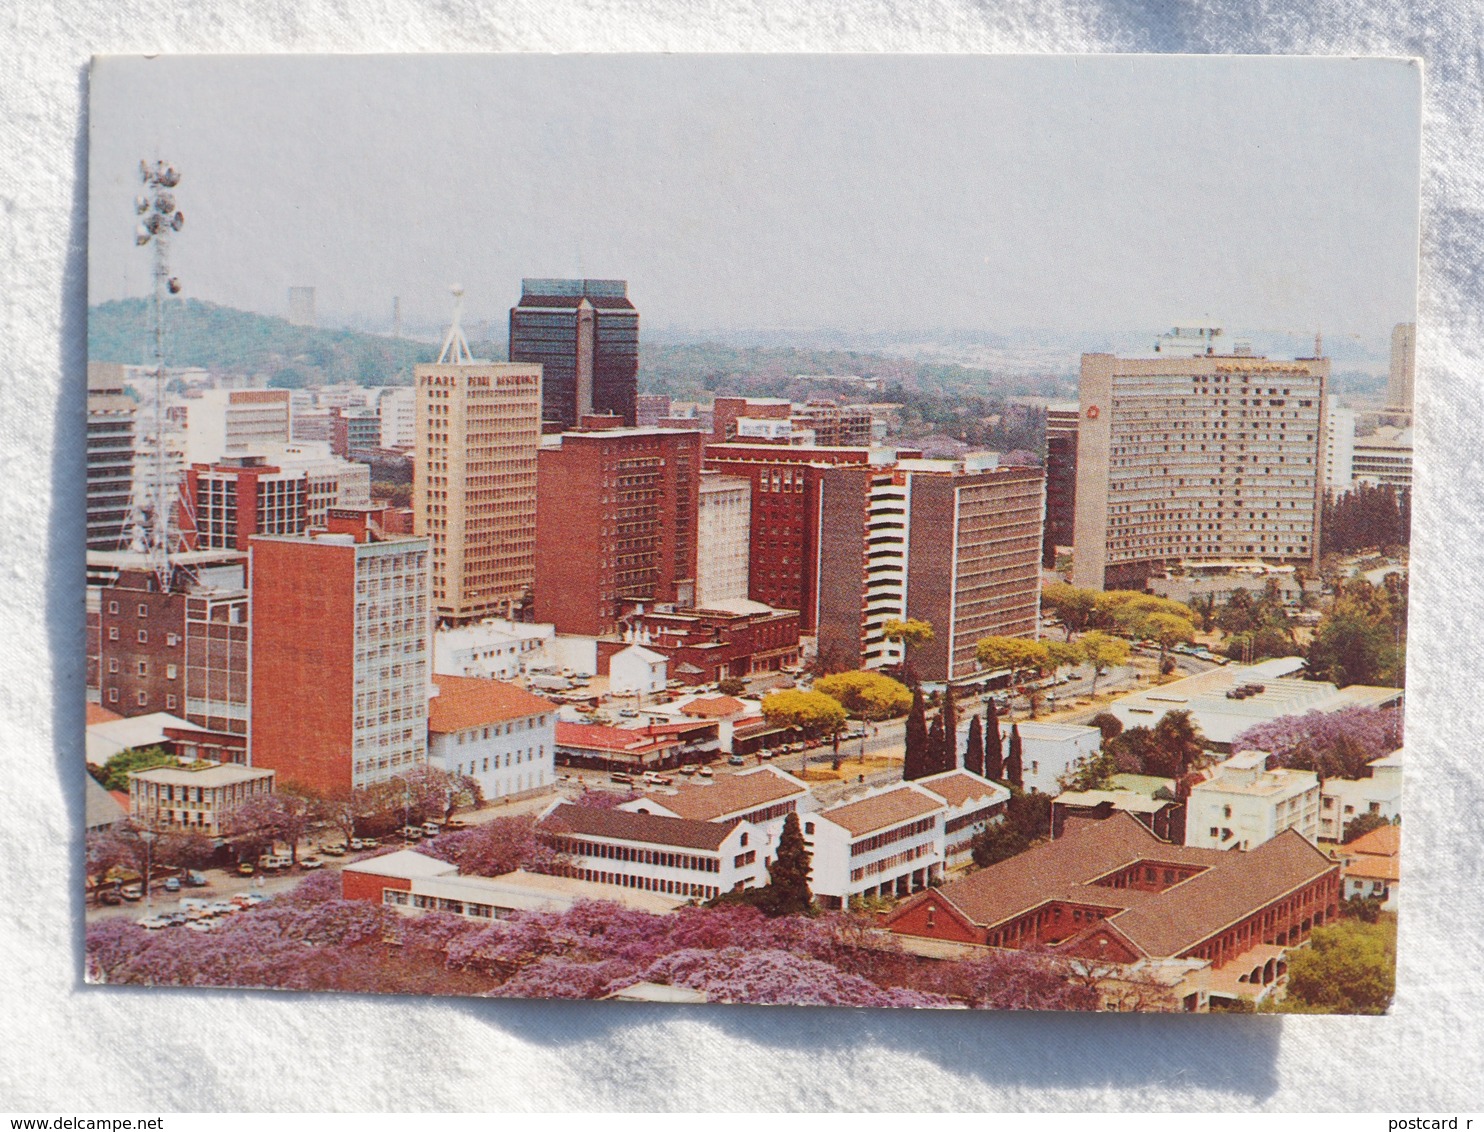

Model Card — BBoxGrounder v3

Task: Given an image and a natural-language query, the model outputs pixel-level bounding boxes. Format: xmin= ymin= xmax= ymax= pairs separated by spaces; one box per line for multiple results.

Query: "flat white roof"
xmin=342 ymin=849 xmax=459 ymax=880
xmin=129 ymin=763 xmax=273 ymax=788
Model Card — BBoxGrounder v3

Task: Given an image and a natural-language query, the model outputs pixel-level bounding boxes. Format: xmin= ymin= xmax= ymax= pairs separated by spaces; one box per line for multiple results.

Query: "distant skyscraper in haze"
xmin=1388 ymin=322 xmax=1416 ymax=414
xmin=288 ymin=286 xmax=316 ymax=327
xmin=509 ymin=279 xmax=638 ymax=429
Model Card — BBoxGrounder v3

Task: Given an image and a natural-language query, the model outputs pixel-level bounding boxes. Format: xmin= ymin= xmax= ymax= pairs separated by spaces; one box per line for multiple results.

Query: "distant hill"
xmin=88 ymin=298 xmax=436 ymax=388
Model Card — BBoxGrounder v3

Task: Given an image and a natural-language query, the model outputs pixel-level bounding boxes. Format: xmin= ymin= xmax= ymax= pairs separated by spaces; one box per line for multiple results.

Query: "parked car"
xmin=299 ymin=857 xmax=324 ymax=870
xmin=361 ymin=838 xmax=380 ymax=848
xmin=727 ymin=755 xmax=746 ymax=767
xmin=138 ymin=915 xmax=171 ymax=931
xmin=258 ymin=854 xmax=292 ymax=871
xmin=163 ymin=876 xmax=182 ymax=893
xmin=421 ymin=821 xmax=442 ymax=837
xmin=119 ymin=884 xmax=142 ymax=902
xmin=349 ymin=838 xmax=365 ymax=851
xmin=610 ymin=771 xmax=635 ymax=784
xmin=321 ymin=844 xmax=346 ymax=857
xmin=185 ymin=871 xmax=208 ymax=887
xmin=678 ymin=764 xmax=699 ymax=776
xmin=697 ymin=766 xmax=714 ymax=779
xmin=96 ymin=888 xmax=123 ymax=906
xmin=401 ymin=826 xmax=424 ymax=841
xmin=443 ymin=820 xmax=470 ymax=832
xmin=237 ymin=861 xmax=255 ymax=876
xmin=207 ymin=901 xmax=238 ymax=916
xmin=642 ymin=771 xmax=673 ymax=786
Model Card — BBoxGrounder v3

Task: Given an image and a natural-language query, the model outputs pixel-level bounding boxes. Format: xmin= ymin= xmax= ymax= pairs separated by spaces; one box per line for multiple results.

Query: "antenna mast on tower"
xmin=128 ymin=158 xmax=187 ymax=589
xmin=437 ymin=285 xmax=474 ymax=365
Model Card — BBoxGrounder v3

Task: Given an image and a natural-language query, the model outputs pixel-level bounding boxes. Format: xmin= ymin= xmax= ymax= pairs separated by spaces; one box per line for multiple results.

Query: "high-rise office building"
xmin=533 ymin=420 xmax=703 ymax=637
xmin=816 ymin=457 xmax=1044 ymax=681
xmin=1072 ymin=337 xmax=1327 ymax=591
xmin=695 ymin=471 xmax=752 ymax=608
xmin=183 ymin=389 xmax=292 ymax=465
xmin=1043 ymin=402 xmax=1079 ymax=567
xmin=1388 ymin=322 xmax=1416 ymax=414
xmin=509 ymin=279 xmax=639 ymax=430
xmin=414 ymin=360 xmax=543 ymax=624
xmin=86 ymin=363 xmax=137 ymax=552
xmin=249 ymin=515 xmax=430 ymax=795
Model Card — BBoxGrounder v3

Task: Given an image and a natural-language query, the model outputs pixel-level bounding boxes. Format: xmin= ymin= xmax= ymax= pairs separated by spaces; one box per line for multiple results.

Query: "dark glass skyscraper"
xmin=509 ymin=279 xmax=639 ymax=430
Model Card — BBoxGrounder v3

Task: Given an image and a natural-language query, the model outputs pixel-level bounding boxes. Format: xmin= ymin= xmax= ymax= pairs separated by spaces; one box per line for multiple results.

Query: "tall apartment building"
xmin=414 ymin=361 xmax=542 ymax=624
xmin=695 ymin=471 xmax=752 ymax=608
xmin=509 ymin=279 xmax=639 ymax=430
xmin=1352 ymin=426 xmax=1414 ymax=490
xmin=1388 ymin=322 xmax=1416 ymax=415
xmin=182 ymin=457 xmax=309 ymax=551
xmin=1072 ymin=338 xmax=1327 ymax=591
xmin=346 ymin=409 xmax=382 ymax=452
xmin=816 ymin=457 xmax=1045 ymax=681
xmin=533 ymin=422 xmax=703 ymax=637
xmin=249 ymin=516 xmax=431 ymax=794
xmin=183 ymin=389 xmax=292 ymax=465
xmin=1323 ymin=404 xmax=1358 ymax=491
xmin=1043 ymin=402 xmax=1079 ymax=567
xmin=701 ymin=443 xmax=891 ymax=629
xmin=87 ymin=363 xmax=137 ymax=552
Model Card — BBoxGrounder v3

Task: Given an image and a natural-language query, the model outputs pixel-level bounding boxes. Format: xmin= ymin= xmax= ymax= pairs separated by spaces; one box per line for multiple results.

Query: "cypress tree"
xmin=984 ymin=699 xmax=1004 ymax=781
xmin=1006 ymin=723 xmax=1025 ymax=791
xmin=964 ymin=715 xmax=985 ymax=777
xmin=761 ymin=811 xmax=813 ymax=916
xmin=903 ymin=686 xmax=929 ymax=781
xmin=941 ymin=684 xmax=958 ymax=770
xmin=927 ymin=716 xmax=946 ymax=776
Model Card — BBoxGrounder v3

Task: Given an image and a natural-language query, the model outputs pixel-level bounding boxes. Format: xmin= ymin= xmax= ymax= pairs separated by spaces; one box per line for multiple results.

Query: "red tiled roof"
xmin=87 ymin=703 xmax=124 ymax=725
xmin=554 ymin=721 xmax=680 ymax=753
xmin=1346 ymin=824 xmax=1400 ymax=858
xmin=1345 ymin=853 xmax=1401 ymax=883
xmin=916 ymin=770 xmax=1008 ymax=809
xmin=428 ymin=676 xmax=554 ymax=734
xmin=890 ymin=813 xmax=1336 ymax=960
xmin=630 ymin=768 xmax=807 ymax=822
xmin=539 ymin=803 xmax=738 ymax=851
xmin=680 ymin=696 xmax=748 ymax=718
xmin=820 ymin=785 xmax=945 ymax=838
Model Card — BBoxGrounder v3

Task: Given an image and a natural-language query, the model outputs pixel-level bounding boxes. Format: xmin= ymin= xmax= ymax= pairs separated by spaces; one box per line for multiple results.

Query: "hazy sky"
xmin=89 ymin=54 xmax=1421 ymax=342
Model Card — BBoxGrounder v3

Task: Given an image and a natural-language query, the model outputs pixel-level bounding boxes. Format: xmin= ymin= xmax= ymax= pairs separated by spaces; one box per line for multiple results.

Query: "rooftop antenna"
xmin=437 ymin=285 xmax=474 ymax=364
xmin=128 ymin=158 xmax=188 ymax=589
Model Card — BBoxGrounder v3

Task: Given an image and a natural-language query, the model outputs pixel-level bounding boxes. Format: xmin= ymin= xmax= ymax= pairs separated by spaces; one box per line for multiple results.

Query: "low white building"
xmin=621 ymin=765 xmax=815 ymax=854
xmin=1104 ymin=658 xmax=1403 ymax=751
xmin=914 ymin=769 xmax=1010 ymax=868
xmin=639 ymin=694 xmax=764 ymax=753
xmin=427 ymin=676 xmax=557 ymax=802
xmin=803 ymin=782 xmax=947 ymax=908
xmin=609 ymin=644 xmax=668 ymax=696
xmin=1320 ymin=749 xmax=1403 ymax=842
xmin=538 ymin=803 xmax=767 ymax=901
xmin=342 ymin=850 xmax=681 ymax=918
xmin=983 ymin=720 xmax=1103 ymax=795
xmin=1340 ymin=825 xmax=1401 ymax=911
xmin=1185 ymin=751 xmax=1321 ymax=851
xmin=128 ymin=762 xmax=275 ymax=836
xmin=434 ymin=618 xmax=556 ymax=681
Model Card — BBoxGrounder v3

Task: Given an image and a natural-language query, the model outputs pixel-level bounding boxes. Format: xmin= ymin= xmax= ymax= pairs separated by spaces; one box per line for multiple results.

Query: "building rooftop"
xmin=85 ymin=775 xmax=127 ymax=829
xmin=428 ymin=676 xmax=554 ymax=734
xmin=539 ymin=803 xmax=740 ymax=852
xmin=626 ymin=766 xmax=808 ymax=823
xmin=819 ymin=784 xmax=945 ymax=838
xmin=85 ymin=711 xmax=202 ymax=767
xmin=342 ymin=849 xmax=461 ymax=880
xmin=888 ymin=812 xmax=1335 ymax=961
xmin=86 ymin=703 xmax=124 ymax=726
xmin=1346 ymin=825 xmax=1401 ymax=858
xmin=679 ymin=696 xmax=749 ymax=719
xmin=1053 ymin=788 xmax=1171 ymax=815
xmin=554 ymin=722 xmax=679 ymax=754
xmin=128 ymin=762 xmax=275 ymax=788
xmin=915 ymin=769 xmax=1010 ymax=810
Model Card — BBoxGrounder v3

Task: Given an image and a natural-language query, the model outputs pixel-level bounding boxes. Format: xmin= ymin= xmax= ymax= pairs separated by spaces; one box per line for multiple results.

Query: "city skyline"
xmin=89 ymin=55 xmax=1420 ymax=342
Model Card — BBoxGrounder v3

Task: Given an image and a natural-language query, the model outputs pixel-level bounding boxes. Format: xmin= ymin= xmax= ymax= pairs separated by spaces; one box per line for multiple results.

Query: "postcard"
xmin=84 ymin=54 xmax=1418 ymax=1012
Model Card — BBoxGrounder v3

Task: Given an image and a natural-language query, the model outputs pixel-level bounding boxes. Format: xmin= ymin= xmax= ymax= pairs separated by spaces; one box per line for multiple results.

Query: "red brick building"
xmin=534 ymin=422 xmax=704 ymax=636
xmin=701 ymin=443 xmax=896 ymax=630
xmin=597 ymin=603 xmax=801 ymax=684
xmin=885 ymin=812 xmax=1339 ymax=990
xmin=249 ymin=517 xmax=430 ymax=795
xmin=182 ymin=457 xmax=309 ymax=551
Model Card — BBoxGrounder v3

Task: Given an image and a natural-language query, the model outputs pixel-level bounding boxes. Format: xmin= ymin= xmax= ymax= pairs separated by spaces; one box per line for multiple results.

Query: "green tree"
xmin=757 ymin=811 xmax=813 ymax=916
xmin=91 ymin=745 xmax=177 ymax=793
xmin=984 ymin=699 xmax=1004 ymax=780
xmin=1044 ymin=639 xmax=1082 ymax=680
xmin=975 ymin=636 xmax=1051 ymax=684
xmin=964 ymin=714 xmax=985 ymax=777
xmin=1041 ymin=582 xmax=1098 ymax=639
xmin=1059 ymin=749 xmax=1118 ymax=792
xmin=761 ymin=689 xmax=847 ymax=742
xmin=1279 ymin=916 xmax=1396 ymax=1015
xmin=812 ymin=670 xmax=912 ymax=721
xmin=1078 ymin=631 xmax=1131 ymax=696
xmin=1143 ymin=611 xmax=1196 ymax=668
xmin=717 ymin=677 xmax=748 ymax=697
xmin=903 ymin=686 xmax=930 ymax=781
xmin=882 ymin=618 xmax=935 ymax=685
xmin=1090 ymin=711 xmax=1123 ymax=742
xmin=1308 ymin=584 xmax=1405 ymax=687
xmin=940 ymin=683 xmax=959 ymax=772
xmin=1005 ymin=724 xmax=1025 ymax=790
xmin=969 ymin=790 xmax=1051 ymax=867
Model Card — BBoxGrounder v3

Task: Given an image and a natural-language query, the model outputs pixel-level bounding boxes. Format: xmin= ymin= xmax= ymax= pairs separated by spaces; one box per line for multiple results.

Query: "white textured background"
xmin=2 ymin=1 xmax=1481 ymax=1113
